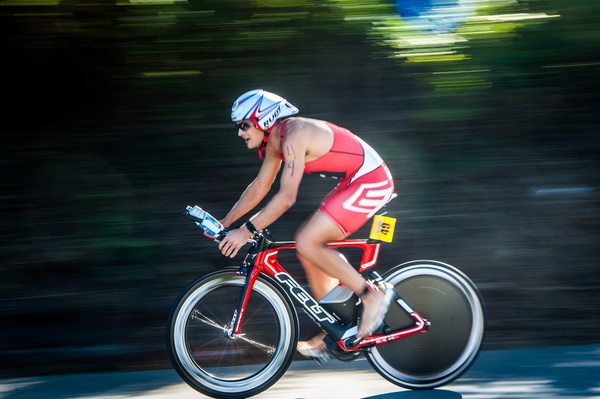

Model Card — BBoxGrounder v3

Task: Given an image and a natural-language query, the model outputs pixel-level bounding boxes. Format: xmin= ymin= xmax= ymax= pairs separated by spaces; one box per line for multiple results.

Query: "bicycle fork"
xmin=228 ymin=262 xmax=262 ymax=337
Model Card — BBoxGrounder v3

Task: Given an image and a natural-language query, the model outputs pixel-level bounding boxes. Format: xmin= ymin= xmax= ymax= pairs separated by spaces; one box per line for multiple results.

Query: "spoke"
xmin=191 ymin=309 xmax=228 ymax=332
xmin=236 ymin=334 xmax=276 ymax=354
xmin=191 ymin=310 xmax=276 ymax=355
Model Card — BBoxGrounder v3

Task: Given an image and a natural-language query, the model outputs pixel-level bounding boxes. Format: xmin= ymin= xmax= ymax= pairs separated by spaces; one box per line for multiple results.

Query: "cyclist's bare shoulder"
xmin=282 ymin=117 xmax=333 ymax=159
xmin=283 ymin=117 xmax=328 ymax=133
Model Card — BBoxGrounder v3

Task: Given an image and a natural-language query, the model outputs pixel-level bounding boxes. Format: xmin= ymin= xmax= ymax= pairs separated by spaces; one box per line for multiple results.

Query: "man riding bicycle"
xmin=211 ymin=89 xmax=395 ymax=360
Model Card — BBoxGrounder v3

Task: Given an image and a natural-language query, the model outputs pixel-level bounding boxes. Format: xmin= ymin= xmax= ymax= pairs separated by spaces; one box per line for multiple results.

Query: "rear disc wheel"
xmin=367 ymin=261 xmax=485 ymax=389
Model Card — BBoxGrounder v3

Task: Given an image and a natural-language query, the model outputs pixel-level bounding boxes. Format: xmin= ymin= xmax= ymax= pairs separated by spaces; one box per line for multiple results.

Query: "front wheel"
xmin=367 ymin=260 xmax=486 ymax=389
xmin=166 ymin=268 xmax=299 ymax=399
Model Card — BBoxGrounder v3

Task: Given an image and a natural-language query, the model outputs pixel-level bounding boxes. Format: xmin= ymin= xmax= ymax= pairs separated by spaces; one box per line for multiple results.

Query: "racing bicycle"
xmin=166 ymin=207 xmax=486 ymax=399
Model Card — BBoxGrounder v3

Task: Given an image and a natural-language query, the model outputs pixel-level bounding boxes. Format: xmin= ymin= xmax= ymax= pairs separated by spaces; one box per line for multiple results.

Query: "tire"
xmin=166 ymin=268 xmax=299 ymax=399
xmin=366 ymin=260 xmax=486 ymax=389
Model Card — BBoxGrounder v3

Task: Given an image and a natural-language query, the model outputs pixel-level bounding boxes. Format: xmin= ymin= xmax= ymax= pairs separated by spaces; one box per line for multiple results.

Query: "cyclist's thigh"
xmin=320 ymin=165 xmax=395 ymax=235
xmin=296 ymin=210 xmax=345 ymax=245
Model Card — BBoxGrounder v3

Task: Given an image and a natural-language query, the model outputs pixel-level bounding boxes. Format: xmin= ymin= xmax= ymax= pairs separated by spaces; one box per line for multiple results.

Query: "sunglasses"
xmin=236 ymin=121 xmax=251 ymax=131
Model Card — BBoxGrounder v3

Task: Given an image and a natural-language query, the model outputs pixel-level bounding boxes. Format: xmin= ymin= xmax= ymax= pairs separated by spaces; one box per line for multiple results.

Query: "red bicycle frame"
xmin=230 ymin=237 xmax=429 ymax=351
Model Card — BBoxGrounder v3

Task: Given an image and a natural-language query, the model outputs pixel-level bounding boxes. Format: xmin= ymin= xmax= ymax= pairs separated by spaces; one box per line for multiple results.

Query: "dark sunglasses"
xmin=236 ymin=121 xmax=251 ymax=131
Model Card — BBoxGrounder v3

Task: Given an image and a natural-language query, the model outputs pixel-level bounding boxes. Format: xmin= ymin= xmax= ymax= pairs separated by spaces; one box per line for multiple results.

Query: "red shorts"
xmin=320 ymin=163 xmax=395 ymax=235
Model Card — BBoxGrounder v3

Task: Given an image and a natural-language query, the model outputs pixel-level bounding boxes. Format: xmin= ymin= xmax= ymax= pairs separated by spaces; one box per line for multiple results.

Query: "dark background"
xmin=1 ymin=0 xmax=598 ymax=377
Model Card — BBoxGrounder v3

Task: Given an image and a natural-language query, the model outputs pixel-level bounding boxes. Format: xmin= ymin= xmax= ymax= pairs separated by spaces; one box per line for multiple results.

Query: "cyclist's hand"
xmin=218 ymin=228 xmax=252 ymax=258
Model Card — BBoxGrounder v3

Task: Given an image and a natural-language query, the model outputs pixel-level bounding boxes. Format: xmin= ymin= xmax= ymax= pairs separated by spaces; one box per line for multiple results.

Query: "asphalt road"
xmin=0 ymin=344 xmax=598 ymax=399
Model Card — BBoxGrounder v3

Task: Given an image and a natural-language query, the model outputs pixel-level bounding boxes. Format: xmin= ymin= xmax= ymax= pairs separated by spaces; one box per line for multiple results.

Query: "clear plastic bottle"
xmin=186 ymin=205 xmax=223 ymax=236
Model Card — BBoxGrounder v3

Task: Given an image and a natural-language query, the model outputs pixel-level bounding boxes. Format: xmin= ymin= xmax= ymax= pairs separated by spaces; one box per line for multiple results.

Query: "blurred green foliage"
xmin=1 ymin=0 xmax=599 ymax=376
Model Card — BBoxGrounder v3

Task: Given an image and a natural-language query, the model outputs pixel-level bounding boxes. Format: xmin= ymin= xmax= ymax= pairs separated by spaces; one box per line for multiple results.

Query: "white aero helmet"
xmin=231 ymin=89 xmax=299 ymax=131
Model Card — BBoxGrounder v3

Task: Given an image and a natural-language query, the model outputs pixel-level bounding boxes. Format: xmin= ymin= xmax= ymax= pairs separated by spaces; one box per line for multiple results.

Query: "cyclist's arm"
xmin=220 ymin=153 xmax=282 ymax=229
xmin=217 ymin=131 xmax=306 ymax=258
xmin=246 ymin=130 xmax=306 ymax=231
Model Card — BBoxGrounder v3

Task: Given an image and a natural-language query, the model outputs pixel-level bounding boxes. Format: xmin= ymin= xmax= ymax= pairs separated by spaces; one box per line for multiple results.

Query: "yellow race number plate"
xmin=369 ymin=214 xmax=396 ymax=243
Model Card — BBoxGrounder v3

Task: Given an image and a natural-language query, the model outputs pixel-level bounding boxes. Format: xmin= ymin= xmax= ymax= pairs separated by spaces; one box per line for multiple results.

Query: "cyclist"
xmin=213 ymin=89 xmax=396 ymax=360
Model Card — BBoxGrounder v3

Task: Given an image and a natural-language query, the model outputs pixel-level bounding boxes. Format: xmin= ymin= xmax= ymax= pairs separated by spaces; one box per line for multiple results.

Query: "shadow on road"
xmin=364 ymin=389 xmax=462 ymax=398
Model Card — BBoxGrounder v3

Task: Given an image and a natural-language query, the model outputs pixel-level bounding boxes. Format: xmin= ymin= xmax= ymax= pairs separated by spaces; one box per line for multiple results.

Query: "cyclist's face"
xmin=236 ymin=120 xmax=262 ymax=149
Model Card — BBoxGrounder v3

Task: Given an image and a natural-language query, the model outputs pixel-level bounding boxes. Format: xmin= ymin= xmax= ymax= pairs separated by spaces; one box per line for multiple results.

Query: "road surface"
xmin=0 ymin=344 xmax=598 ymax=398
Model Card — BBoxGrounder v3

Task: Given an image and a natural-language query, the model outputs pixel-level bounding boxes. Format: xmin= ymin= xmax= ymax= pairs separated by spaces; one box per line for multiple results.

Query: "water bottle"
xmin=186 ymin=205 xmax=224 ymax=236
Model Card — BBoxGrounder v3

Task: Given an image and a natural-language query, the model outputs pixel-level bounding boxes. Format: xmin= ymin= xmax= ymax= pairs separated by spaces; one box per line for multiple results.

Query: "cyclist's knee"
xmin=295 ymin=230 xmax=323 ymax=259
xmin=295 ymin=234 xmax=314 ymax=258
